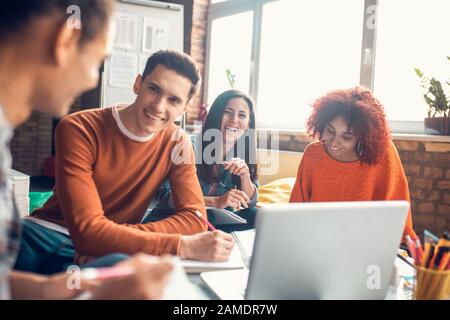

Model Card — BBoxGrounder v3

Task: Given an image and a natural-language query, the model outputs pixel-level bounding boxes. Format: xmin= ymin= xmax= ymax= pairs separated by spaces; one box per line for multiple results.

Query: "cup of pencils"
xmin=406 ymin=232 xmax=450 ymax=300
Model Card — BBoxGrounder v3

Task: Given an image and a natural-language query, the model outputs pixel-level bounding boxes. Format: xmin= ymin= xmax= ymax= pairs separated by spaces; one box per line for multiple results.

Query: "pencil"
xmin=194 ymin=210 xmax=217 ymax=231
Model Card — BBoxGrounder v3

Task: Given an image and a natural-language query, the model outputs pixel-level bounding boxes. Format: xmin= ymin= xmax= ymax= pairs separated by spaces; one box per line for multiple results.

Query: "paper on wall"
xmin=142 ymin=17 xmax=170 ymax=52
xmin=113 ymin=13 xmax=137 ymax=50
xmin=108 ymin=52 xmax=138 ymax=88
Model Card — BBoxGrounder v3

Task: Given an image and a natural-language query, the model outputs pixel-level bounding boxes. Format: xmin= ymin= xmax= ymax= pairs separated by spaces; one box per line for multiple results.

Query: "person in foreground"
xmin=1 ymin=0 xmax=175 ymax=299
xmin=154 ymin=90 xmax=259 ymax=232
xmin=289 ymin=86 xmax=417 ymax=240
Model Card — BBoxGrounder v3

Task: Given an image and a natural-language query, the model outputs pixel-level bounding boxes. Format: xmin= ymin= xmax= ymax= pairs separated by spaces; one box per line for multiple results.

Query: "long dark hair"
xmin=196 ymin=90 xmax=258 ymax=185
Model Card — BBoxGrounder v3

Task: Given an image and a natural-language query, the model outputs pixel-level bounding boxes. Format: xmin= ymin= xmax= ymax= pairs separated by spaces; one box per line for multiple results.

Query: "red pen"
xmin=195 ymin=210 xmax=216 ymax=231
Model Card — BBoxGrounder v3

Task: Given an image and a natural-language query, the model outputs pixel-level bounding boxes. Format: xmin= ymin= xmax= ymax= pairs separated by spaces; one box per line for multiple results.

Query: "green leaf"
xmin=414 ymin=68 xmax=423 ymax=78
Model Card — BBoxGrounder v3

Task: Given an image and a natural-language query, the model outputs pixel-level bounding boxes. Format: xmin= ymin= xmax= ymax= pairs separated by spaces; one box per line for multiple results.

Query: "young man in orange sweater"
xmin=14 ymin=50 xmax=234 ymax=274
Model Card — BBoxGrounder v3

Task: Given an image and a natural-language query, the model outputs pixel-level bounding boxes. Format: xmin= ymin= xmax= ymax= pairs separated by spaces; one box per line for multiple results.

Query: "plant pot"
xmin=424 ymin=117 xmax=450 ymax=135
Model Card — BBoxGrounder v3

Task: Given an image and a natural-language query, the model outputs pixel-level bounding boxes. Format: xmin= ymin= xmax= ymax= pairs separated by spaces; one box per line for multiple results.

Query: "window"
xmin=206 ymin=11 xmax=253 ymax=104
xmin=374 ymin=0 xmax=450 ymax=122
xmin=257 ymin=0 xmax=363 ymax=129
xmin=206 ymin=0 xmax=450 ymax=133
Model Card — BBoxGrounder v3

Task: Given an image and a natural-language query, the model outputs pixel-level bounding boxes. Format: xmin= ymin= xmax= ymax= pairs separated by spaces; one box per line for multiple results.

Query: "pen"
xmin=424 ymin=229 xmax=439 ymax=244
xmin=437 ymin=252 xmax=449 ymax=271
xmin=425 ymin=244 xmax=435 ymax=268
xmin=194 ymin=210 xmax=217 ymax=231
xmin=219 ymin=182 xmax=236 ymax=190
xmin=81 ymin=266 xmax=134 ymax=281
xmin=432 ymin=246 xmax=449 ymax=270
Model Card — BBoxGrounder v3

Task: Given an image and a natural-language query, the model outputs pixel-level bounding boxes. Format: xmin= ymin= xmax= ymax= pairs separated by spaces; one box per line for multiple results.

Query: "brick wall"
xmin=10 ymin=111 xmax=53 ymax=176
xmin=395 ymin=141 xmax=450 ymax=238
xmin=11 ymin=97 xmax=83 ymax=175
xmin=187 ymin=0 xmax=209 ymax=125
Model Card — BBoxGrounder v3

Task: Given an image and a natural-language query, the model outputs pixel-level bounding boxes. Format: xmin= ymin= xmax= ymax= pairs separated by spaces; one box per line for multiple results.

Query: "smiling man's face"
xmin=130 ymin=64 xmax=191 ymax=135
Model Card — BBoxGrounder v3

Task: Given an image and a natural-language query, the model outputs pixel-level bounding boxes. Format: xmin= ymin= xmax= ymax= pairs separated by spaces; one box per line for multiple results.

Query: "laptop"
xmin=201 ymin=201 xmax=409 ymax=299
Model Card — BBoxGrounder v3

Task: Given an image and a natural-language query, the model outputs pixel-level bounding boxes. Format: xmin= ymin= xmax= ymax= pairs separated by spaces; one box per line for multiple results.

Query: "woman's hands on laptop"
xmin=179 ymin=231 xmax=235 ymax=261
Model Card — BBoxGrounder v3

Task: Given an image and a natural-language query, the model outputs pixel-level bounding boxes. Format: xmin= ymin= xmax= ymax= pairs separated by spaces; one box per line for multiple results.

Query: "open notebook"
xmin=180 ymin=245 xmax=245 ymax=273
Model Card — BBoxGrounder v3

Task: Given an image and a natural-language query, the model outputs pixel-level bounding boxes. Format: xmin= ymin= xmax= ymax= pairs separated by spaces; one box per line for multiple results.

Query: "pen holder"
xmin=413 ymin=266 xmax=450 ymax=300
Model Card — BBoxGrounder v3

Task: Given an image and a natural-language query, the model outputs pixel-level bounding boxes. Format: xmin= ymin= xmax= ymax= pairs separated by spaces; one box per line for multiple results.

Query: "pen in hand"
xmin=219 ymin=182 xmax=235 ymax=191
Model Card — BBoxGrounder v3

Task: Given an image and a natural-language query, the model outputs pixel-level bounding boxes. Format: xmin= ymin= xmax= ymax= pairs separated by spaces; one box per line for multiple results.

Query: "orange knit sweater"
xmin=289 ymin=141 xmax=417 ymax=239
xmin=32 ymin=107 xmax=207 ymax=258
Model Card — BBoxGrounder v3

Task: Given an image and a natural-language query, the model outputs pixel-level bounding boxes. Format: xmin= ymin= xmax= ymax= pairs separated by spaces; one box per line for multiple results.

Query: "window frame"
xmin=206 ymin=0 xmax=426 ymax=134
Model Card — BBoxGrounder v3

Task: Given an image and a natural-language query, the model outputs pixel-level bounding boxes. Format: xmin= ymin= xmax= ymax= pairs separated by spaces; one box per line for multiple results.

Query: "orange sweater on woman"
xmin=289 ymin=141 xmax=417 ymax=239
xmin=32 ymin=107 xmax=207 ymax=258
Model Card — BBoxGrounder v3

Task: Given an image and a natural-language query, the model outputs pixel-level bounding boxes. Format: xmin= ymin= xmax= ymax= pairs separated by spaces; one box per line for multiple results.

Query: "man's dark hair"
xmin=0 ymin=0 xmax=113 ymax=44
xmin=142 ymin=50 xmax=201 ymax=99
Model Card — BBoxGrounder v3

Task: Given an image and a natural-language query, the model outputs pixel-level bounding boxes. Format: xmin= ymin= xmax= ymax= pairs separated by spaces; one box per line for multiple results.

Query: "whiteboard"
xmin=101 ymin=0 xmax=184 ymax=108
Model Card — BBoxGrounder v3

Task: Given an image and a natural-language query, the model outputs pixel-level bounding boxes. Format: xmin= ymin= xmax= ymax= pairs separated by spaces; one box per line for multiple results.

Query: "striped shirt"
xmin=0 ymin=105 xmax=22 ymax=300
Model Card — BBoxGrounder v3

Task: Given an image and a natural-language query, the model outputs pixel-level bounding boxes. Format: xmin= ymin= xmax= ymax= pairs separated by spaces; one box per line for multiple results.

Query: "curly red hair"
xmin=306 ymin=86 xmax=391 ymax=165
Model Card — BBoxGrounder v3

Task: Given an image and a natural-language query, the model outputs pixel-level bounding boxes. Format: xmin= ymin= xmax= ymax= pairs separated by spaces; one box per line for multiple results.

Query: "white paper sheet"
xmin=113 ymin=13 xmax=137 ymax=50
xmin=142 ymin=17 xmax=170 ymax=52
xmin=108 ymin=52 xmax=138 ymax=88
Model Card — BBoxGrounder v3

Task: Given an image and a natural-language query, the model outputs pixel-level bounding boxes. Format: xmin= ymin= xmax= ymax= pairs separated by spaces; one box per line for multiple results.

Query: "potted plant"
xmin=414 ymin=56 xmax=450 ymax=135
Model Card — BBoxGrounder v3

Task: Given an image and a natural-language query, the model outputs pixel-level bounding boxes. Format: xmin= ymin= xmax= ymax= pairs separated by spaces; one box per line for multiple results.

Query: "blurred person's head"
xmin=0 ymin=0 xmax=114 ymax=124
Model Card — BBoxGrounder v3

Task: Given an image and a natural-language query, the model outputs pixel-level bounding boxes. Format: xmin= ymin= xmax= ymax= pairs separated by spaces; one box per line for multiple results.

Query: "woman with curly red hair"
xmin=289 ymin=87 xmax=417 ymax=240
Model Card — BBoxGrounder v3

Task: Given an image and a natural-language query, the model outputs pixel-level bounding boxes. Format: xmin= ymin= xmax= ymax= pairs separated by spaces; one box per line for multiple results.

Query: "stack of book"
xmin=7 ymin=168 xmax=30 ymax=217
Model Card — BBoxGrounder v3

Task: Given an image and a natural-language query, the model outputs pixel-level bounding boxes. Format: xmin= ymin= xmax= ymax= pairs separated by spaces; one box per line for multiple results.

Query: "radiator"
xmin=257 ymin=149 xmax=303 ymax=185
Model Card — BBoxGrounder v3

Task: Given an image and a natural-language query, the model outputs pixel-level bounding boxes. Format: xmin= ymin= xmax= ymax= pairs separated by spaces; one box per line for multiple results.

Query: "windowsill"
xmin=390 ymin=133 xmax=450 ymax=143
xmin=256 ymin=128 xmax=450 ymax=143
xmin=186 ymin=125 xmax=450 ymax=143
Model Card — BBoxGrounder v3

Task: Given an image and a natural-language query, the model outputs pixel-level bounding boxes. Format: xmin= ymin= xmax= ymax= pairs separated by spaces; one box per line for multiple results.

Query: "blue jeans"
xmin=14 ymin=220 xmax=128 ymax=275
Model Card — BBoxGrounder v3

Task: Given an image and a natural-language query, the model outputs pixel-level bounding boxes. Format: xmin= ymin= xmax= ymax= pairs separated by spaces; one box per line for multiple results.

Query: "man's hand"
xmin=179 ymin=230 xmax=235 ymax=262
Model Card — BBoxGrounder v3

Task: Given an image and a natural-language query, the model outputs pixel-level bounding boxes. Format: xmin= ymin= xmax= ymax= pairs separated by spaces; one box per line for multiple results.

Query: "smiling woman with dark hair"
xmin=154 ymin=89 xmax=259 ymax=232
xmin=290 ymin=87 xmax=417 ymax=240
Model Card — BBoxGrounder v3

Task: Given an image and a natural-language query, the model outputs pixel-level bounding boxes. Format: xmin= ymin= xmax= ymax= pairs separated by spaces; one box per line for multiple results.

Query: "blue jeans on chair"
xmin=14 ymin=219 xmax=128 ymax=275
